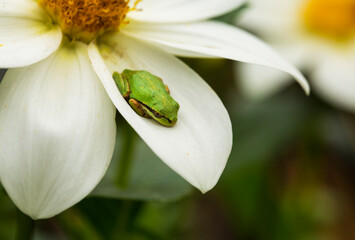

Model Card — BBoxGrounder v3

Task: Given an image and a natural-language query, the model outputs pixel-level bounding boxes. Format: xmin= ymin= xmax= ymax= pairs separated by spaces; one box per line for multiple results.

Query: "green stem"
xmin=115 ymin=121 xmax=136 ymax=188
xmin=56 ymin=210 xmax=102 ymax=240
xmin=16 ymin=210 xmax=35 ymax=240
xmin=111 ymin=201 xmax=143 ymax=240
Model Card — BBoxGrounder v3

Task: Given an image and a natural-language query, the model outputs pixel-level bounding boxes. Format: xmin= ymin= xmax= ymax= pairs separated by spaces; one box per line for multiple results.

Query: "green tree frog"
xmin=113 ymin=69 xmax=180 ymax=127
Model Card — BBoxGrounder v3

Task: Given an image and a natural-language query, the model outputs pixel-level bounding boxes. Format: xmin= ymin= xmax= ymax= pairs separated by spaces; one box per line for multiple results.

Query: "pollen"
xmin=302 ymin=0 xmax=355 ymax=40
xmin=38 ymin=0 xmax=140 ymax=43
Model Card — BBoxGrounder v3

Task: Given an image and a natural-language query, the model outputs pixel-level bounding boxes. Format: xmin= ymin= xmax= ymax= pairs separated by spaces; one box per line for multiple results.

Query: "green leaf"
xmin=0 ymin=187 xmax=17 ymax=240
xmin=91 ymin=119 xmax=192 ymax=202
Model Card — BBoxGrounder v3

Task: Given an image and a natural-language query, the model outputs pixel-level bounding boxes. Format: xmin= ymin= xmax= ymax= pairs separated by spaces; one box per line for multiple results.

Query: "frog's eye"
xmin=154 ymin=112 xmax=162 ymax=118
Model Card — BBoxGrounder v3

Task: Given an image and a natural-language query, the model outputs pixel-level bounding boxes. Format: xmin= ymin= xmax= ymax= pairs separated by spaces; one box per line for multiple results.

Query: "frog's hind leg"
xmin=128 ymin=99 xmax=151 ymax=119
xmin=113 ymin=72 xmax=130 ymax=98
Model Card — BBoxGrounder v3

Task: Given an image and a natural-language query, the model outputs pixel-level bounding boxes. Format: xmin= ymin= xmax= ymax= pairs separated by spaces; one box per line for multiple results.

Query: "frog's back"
xmin=123 ymin=70 xmax=179 ymax=115
xmin=128 ymin=70 xmax=166 ymax=98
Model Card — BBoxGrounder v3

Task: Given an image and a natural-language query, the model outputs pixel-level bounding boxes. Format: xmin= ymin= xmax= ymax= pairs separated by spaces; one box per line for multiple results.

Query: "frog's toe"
xmin=128 ymin=99 xmax=151 ymax=119
xmin=165 ymin=85 xmax=170 ymax=94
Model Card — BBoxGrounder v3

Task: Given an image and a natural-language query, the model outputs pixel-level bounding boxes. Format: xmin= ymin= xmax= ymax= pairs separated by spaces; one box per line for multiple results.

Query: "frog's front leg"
xmin=113 ymin=71 xmax=130 ymax=98
xmin=128 ymin=99 xmax=151 ymax=119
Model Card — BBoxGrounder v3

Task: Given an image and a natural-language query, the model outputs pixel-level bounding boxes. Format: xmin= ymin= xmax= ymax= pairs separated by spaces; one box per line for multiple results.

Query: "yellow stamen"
xmin=302 ymin=0 xmax=355 ymax=40
xmin=130 ymin=0 xmax=142 ymax=12
xmin=38 ymin=0 xmax=141 ymax=43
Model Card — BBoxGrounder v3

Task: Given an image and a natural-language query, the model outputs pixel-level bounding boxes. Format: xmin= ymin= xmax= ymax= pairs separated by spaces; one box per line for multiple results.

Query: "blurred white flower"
xmin=0 ymin=0 xmax=308 ymax=219
xmin=237 ymin=0 xmax=355 ymax=112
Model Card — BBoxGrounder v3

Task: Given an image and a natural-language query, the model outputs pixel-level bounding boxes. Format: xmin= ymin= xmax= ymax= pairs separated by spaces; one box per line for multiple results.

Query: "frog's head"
xmin=145 ymin=99 xmax=180 ymax=127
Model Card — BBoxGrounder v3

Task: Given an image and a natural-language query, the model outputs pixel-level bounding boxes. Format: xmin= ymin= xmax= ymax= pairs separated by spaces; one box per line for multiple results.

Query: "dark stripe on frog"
xmin=131 ymin=98 xmax=173 ymax=124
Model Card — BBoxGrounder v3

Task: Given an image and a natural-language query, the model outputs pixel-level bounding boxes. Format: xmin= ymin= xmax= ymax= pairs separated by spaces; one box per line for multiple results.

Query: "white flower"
xmin=0 ymin=0 xmax=309 ymax=219
xmin=237 ymin=0 xmax=355 ymax=112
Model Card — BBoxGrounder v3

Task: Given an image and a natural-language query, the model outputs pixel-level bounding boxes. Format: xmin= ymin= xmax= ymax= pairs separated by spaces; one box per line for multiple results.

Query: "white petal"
xmin=237 ymin=44 xmax=311 ymax=100
xmin=124 ymin=21 xmax=310 ymax=94
xmin=0 ymin=0 xmax=47 ymax=20
xmin=237 ymin=0 xmax=302 ymax=40
xmin=88 ymin=34 xmax=232 ymax=193
xmin=0 ymin=17 xmax=62 ymax=68
xmin=312 ymin=56 xmax=355 ymax=113
xmin=0 ymin=42 xmax=116 ymax=219
xmin=238 ymin=63 xmax=293 ymax=100
xmin=127 ymin=0 xmax=245 ymax=23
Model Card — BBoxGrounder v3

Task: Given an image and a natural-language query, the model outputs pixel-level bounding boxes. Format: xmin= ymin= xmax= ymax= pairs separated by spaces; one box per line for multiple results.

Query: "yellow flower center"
xmin=38 ymin=0 xmax=141 ymax=43
xmin=302 ymin=0 xmax=355 ymax=41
